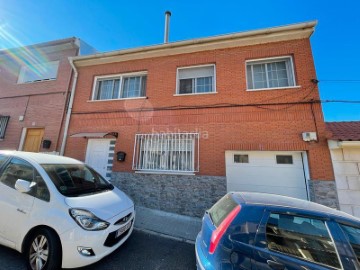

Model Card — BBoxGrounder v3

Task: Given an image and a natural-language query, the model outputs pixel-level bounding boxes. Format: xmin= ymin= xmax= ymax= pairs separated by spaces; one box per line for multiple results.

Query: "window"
xmin=234 ymin=154 xmax=249 ymax=163
xmin=246 ymin=57 xmax=295 ymax=90
xmin=266 ymin=213 xmax=341 ymax=269
xmin=208 ymin=194 xmax=238 ymax=227
xmin=42 ymin=164 xmax=113 ymax=197
xmin=132 ymin=133 xmax=199 ymax=173
xmin=93 ymin=73 xmax=147 ymax=100
xmin=276 ymin=155 xmax=293 ymax=164
xmin=0 ymin=116 xmax=10 ymax=139
xmin=0 ymin=154 xmax=8 ymax=168
xmin=0 ymin=157 xmax=50 ymax=201
xmin=18 ymin=61 xmax=59 ymax=83
xmin=340 ymin=224 xmax=360 ymax=264
xmin=177 ymin=65 xmax=215 ymax=94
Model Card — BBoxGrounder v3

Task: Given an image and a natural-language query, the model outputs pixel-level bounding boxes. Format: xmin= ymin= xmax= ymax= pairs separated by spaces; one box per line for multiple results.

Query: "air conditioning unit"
xmin=302 ymin=132 xmax=317 ymax=142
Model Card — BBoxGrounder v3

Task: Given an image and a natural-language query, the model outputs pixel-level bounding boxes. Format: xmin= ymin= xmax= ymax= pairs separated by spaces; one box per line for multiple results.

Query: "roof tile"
xmin=326 ymin=121 xmax=360 ymax=141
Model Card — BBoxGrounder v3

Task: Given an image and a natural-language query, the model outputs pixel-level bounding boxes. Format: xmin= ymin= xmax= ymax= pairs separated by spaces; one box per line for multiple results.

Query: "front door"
xmin=23 ymin=128 xmax=45 ymax=152
xmin=85 ymin=139 xmax=112 ymax=179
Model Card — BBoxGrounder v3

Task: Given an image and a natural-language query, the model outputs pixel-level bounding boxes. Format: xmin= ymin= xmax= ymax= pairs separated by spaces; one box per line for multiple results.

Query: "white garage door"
xmin=225 ymin=151 xmax=309 ymax=200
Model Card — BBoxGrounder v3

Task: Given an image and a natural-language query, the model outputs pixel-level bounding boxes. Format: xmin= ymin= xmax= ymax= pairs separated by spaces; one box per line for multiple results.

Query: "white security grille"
xmin=0 ymin=116 xmax=10 ymax=139
xmin=132 ymin=133 xmax=199 ymax=173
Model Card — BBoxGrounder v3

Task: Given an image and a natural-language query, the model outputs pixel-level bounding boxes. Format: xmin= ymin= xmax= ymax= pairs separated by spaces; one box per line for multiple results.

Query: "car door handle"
xmin=267 ymin=260 xmax=285 ymax=270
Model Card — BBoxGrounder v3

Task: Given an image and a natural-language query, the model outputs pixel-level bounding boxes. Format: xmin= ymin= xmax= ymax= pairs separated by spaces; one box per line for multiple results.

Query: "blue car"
xmin=196 ymin=192 xmax=360 ymax=270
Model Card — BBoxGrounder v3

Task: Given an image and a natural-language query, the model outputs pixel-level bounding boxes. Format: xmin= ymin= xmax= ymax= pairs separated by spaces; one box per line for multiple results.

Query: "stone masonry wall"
xmin=111 ymin=172 xmax=227 ymax=218
xmin=308 ymin=180 xmax=339 ymax=209
xmin=329 ymin=146 xmax=360 ymax=217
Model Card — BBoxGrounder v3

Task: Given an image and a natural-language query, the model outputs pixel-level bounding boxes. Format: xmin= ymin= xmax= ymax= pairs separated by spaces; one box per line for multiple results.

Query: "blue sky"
xmin=0 ymin=0 xmax=359 ymax=121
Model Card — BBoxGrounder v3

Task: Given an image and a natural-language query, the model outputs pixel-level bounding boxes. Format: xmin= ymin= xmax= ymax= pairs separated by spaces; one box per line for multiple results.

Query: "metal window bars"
xmin=132 ymin=133 xmax=199 ymax=173
xmin=0 ymin=116 xmax=10 ymax=139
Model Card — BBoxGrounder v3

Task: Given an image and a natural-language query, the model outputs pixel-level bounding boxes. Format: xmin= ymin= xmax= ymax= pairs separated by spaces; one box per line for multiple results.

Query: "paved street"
xmin=0 ymin=230 xmax=196 ymax=270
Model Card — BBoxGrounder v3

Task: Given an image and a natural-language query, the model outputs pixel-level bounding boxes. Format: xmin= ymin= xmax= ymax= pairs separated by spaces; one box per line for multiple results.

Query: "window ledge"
xmin=246 ymin=86 xmax=301 ymax=92
xmin=135 ymin=170 xmax=195 ymax=176
xmin=173 ymin=91 xmax=218 ymax=97
xmin=87 ymin=97 xmax=147 ymax=102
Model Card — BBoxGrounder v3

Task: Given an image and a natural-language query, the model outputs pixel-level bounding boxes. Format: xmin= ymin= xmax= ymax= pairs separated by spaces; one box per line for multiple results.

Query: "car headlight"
xmin=69 ymin=209 xmax=110 ymax=231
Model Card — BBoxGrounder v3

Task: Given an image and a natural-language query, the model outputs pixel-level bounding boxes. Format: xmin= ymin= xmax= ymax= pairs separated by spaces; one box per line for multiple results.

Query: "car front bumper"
xmin=60 ymin=207 xmax=135 ymax=268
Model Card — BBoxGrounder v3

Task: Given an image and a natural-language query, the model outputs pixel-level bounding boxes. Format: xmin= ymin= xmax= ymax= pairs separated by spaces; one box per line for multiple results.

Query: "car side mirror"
xmin=15 ymin=179 xmax=33 ymax=193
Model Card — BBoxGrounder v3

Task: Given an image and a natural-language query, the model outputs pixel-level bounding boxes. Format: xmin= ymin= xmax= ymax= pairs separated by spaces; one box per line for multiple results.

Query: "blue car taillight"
xmin=209 ymin=205 xmax=241 ymax=254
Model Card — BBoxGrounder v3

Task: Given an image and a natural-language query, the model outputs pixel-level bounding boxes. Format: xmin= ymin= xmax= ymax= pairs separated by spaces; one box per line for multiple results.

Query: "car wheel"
xmin=25 ymin=228 xmax=61 ymax=270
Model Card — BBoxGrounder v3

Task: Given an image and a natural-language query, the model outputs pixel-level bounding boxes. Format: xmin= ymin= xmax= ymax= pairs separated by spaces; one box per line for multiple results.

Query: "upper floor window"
xmin=18 ymin=61 xmax=59 ymax=83
xmin=93 ymin=72 xmax=147 ymax=101
xmin=246 ymin=57 xmax=295 ymax=90
xmin=177 ymin=65 xmax=216 ymax=94
xmin=0 ymin=116 xmax=10 ymax=139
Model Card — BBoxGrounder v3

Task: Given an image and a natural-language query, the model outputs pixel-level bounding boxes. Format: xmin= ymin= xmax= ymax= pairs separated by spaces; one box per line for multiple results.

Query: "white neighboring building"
xmin=327 ymin=121 xmax=360 ymax=217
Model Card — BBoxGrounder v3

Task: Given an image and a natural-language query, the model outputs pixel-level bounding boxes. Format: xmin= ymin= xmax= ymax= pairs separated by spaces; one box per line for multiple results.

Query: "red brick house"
xmin=0 ymin=38 xmax=96 ymax=153
xmin=64 ymin=21 xmax=337 ymax=217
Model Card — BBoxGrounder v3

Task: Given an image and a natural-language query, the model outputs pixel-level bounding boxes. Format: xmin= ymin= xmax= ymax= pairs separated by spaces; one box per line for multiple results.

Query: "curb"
xmin=134 ymin=227 xmax=196 ymax=245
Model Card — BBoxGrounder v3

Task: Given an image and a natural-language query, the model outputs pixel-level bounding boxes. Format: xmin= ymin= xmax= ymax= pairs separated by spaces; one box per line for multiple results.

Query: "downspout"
xmin=60 ymin=57 xmax=78 ymax=155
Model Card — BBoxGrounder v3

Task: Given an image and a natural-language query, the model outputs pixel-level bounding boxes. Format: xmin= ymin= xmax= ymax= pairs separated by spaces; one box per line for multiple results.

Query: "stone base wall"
xmin=111 ymin=172 xmax=227 ymax=218
xmin=309 ymin=180 xmax=339 ymax=209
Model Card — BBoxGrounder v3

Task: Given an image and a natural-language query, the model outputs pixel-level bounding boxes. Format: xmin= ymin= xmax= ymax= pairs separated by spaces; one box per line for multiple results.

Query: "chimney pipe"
xmin=164 ymin=11 xmax=171 ymax=43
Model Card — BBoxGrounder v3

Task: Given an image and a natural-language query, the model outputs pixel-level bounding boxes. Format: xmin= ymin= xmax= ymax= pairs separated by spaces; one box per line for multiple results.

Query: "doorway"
xmin=23 ymin=128 xmax=45 ymax=152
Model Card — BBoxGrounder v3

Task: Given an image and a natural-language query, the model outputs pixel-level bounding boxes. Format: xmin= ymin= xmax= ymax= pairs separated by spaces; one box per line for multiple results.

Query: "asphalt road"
xmin=0 ymin=230 xmax=196 ymax=270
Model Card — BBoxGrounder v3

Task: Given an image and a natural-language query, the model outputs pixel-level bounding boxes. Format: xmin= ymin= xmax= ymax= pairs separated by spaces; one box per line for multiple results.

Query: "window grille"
xmin=132 ymin=133 xmax=199 ymax=173
xmin=0 ymin=116 xmax=10 ymax=139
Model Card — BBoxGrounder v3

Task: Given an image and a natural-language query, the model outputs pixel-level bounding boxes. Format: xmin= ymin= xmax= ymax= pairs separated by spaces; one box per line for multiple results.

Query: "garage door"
xmin=225 ymin=151 xmax=308 ymax=200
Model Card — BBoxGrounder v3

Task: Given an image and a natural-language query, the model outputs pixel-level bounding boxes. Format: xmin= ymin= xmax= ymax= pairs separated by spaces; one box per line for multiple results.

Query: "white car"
xmin=0 ymin=150 xmax=135 ymax=269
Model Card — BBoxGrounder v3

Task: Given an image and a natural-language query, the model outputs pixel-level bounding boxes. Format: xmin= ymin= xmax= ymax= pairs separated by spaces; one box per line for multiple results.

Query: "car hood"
xmin=64 ymin=188 xmax=134 ymax=221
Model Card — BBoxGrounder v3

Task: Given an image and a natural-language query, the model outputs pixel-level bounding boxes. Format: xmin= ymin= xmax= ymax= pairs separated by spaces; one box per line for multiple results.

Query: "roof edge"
xmin=72 ymin=20 xmax=317 ymax=66
xmin=0 ymin=37 xmax=79 ymax=55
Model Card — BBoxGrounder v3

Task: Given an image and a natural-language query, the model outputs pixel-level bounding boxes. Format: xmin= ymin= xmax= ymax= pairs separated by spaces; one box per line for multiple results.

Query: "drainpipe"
xmin=60 ymin=57 xmax=78 ymax=156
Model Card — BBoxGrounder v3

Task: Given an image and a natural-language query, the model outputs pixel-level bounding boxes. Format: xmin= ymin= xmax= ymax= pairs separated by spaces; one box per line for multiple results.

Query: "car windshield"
xmin=41 ymin=164 xmax=113 ymax=197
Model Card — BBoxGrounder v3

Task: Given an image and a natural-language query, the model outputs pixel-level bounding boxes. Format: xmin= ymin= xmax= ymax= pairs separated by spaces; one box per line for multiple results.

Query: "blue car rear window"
xmin=209 ymin=194 xmax=238 ymax=227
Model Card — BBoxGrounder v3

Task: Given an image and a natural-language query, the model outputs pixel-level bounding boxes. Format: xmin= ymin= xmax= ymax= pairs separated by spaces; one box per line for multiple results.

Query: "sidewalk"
xmin=134 ymin=206 xmax=202 ymax=243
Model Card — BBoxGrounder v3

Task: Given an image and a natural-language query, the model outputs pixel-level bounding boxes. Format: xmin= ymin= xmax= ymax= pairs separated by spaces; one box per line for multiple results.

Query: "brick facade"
xmin=66 ymin=39 xmax=334 ymax=181
xmin=63 ymin=24 xmax=338 ymax=216
xmin=0 ymin=42 xmax=78 ymax=152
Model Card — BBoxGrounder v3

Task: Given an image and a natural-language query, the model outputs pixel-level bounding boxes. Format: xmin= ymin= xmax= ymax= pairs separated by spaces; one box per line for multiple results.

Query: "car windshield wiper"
xmin=94 ymin=186 xmax=111 ymax=191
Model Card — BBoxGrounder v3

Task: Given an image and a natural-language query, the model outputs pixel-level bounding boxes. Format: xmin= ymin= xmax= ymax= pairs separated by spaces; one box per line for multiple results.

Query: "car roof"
xmin=233 ymin=192 xmax=360 ymax=222
xmin=0 ymin=150 xmax=83 ymax=165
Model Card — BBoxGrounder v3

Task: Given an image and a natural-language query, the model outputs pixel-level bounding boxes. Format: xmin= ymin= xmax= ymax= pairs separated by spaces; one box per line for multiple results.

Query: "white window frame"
xmin=17 ymin=61 xmax=59 ymax=84
xmin=175 ymin=64 xmax=216 ymax=95
xmin=91 ymin=71 xmax=147 ymax=101
xmin=245 ymin=56 xmax=297 ymax=91
xmin=132 ymin=133 xmax=199 ymax=174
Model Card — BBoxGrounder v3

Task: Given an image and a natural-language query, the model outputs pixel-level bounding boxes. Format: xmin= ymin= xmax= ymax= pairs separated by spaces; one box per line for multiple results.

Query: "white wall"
xmin=329 ymin=140 xmax=360 ymax=217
